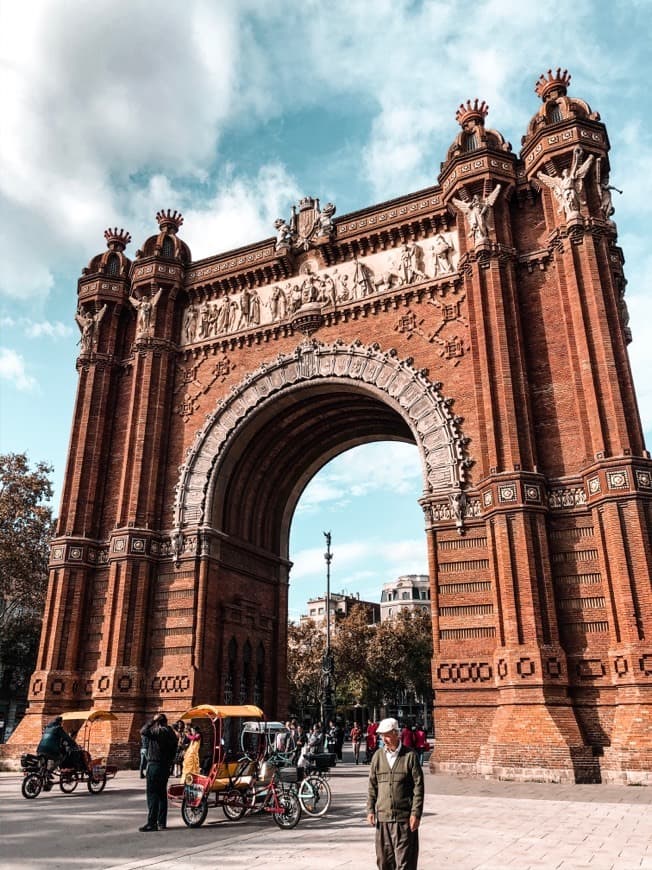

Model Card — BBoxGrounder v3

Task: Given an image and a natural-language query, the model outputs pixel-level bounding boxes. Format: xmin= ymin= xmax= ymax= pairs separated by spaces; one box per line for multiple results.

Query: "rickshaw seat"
xmin=209 ymin=775 xmax=255 ymax=792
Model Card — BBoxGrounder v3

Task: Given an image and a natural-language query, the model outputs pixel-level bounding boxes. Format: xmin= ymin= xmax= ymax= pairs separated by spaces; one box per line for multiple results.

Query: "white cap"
xmin=377 ymin=717 xmax=399 ymax=734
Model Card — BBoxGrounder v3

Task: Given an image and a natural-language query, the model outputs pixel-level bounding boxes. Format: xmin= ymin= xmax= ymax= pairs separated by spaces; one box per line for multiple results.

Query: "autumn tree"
xmin=286 ymin=618 xmax=325 ymax=717
xmin=331 ymin=603 xmax=374 ymax=708
xmin=287 ymin=604 xmax=433 ymax=721
xmin=366 ymin=609 xmax=433 ymax=711
xmin=0 ymin=454 xmax=54 ymax=688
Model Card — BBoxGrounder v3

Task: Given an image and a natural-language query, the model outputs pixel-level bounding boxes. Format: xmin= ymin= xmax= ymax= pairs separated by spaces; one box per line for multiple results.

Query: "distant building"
xmin=380 ymin=574 xmax=431 ymax=622
xmin=301 ymin=592 xmax=380 ymax=627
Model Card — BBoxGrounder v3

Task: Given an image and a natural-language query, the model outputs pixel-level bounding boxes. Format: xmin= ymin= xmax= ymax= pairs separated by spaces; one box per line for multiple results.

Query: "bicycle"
xmin=223 ymin=765 xmax=302 ymax=829
xmin=269 ymin=757 xmax=332 ymax=818
xmin=294 ymin=771 xmax=331 ymax=817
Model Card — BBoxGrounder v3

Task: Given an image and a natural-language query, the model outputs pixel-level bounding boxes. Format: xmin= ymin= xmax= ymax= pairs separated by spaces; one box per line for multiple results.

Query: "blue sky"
xmin=1 ymin=1 xmax=650 ymax=621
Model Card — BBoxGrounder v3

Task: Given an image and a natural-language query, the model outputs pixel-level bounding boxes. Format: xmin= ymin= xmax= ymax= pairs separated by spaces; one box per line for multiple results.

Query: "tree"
xmin=366 ymin=609 xmax=433 ymax=712
xmin=287 ymin=618 xmax=325 ymax=717
xmin=0 ymin=454 xmax=54 ymax=687
xmin=331 ymin=603 xmax=374 ymax=708
xmin=287 ymin=604 xmax=434 ymax=724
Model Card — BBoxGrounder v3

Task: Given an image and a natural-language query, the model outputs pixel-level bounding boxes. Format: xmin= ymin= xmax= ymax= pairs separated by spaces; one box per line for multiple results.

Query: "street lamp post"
xmin=321 ymin=531 xmax=335 ymax=730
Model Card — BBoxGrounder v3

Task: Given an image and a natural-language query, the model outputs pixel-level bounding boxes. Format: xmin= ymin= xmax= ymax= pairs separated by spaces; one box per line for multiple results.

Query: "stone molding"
xmin=174 ymin=339 xmax=472 ymax=530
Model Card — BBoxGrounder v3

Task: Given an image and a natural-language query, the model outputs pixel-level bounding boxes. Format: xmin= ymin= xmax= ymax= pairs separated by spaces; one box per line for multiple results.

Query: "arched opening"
xmin=177 ymin=340 xmax=468 ymax=719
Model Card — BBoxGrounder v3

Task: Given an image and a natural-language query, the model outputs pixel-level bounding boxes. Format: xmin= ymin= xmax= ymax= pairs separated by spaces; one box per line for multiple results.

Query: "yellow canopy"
xmin=60 ymin=709 xmax=118 ymax=723
xmin=180 ymin=704 xmax=264 ymax=721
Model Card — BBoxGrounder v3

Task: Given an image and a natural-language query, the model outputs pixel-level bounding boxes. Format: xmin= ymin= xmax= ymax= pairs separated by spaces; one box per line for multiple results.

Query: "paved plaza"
xmin=1 ymin=758 xmax=651 ymax=870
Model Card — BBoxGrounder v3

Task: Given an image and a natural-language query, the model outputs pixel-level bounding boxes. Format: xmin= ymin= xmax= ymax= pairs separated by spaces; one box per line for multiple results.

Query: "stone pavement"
xmin=1 ymin=759 xmax=651 ymax=869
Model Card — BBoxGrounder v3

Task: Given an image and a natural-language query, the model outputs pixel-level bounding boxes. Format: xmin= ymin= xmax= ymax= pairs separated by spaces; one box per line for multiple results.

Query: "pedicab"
xmin=168 ymin=704 xmax=301 ymax=829
xmin=21 ymin=708 xmax=118 ymax=799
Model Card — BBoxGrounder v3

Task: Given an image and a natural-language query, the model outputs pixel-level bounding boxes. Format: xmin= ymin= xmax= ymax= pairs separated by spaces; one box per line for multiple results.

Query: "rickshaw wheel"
xmin=22 ymin=773 xmax=43 ymax=799
xmin=182 ymin=796 xmax=208 ymax=828
xmin=273 ymin=790 xmax=301 ymax=829
xmin=87 ymin=771 xmax=107 ymax=793
xmin=222 ymin=787 xmax=247 ymax=821
xmin=60 ymin=771 xmax=79 ymax=793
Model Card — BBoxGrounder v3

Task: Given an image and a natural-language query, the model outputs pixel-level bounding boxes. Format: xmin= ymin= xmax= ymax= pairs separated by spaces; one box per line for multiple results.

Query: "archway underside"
xmin=212 ymin=384 xmax=415 ymax=557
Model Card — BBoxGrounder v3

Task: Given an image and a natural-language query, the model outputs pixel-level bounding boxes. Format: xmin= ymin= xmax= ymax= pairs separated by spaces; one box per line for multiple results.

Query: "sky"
xmin=1 ymin=0 xmax=650 ymax=621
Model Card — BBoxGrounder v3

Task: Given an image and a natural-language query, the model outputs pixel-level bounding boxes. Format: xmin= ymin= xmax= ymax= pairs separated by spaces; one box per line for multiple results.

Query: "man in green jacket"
xmin=366 ymin=717 xmax=424 ymax=869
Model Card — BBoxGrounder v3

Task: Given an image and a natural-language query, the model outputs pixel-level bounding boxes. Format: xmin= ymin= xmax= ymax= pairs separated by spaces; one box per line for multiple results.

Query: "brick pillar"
xmin=521 ymin=112 xmax=652 ymax=782
xmin=432 ymin=109 xmax=595 ymax=779
xmin=7 ymin=232 xmax=132 ymax=753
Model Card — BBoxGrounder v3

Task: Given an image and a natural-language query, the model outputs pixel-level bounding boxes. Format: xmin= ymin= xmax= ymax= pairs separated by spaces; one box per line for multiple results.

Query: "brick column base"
xmin=474 ymin=702 xmax=599 ymax=783
xmin=601 ymin=689 xmax=652 ymax=785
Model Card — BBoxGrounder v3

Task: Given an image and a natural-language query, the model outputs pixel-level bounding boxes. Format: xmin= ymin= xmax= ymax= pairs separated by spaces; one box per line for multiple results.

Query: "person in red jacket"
xmin=365 ymin=721 xmax=378 ymax=764
xmin=400 ymin=724 xmax=415 ymax=749
xmin=413 ymin=724 xmax=430 ymax=766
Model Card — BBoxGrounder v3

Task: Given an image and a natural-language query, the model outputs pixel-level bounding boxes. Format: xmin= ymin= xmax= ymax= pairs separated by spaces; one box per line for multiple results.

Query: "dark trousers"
xmin=376 ymin=821 xmax=419 ymax=870
xmin=146 ymin=762 xmax=170 ymax=828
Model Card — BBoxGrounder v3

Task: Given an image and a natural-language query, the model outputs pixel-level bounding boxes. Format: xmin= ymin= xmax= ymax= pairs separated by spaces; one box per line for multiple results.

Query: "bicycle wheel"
xmin=22 ymin=773 xmax=43 ymax=799
xmin=298 ymin=775 xmax=331 ymax=817
xmin=60 ymin=771 xmax=79 ymax=793
xmin=87 ymin=770 xmax=107 ymax=793
xmin=182 ymin=796 xmax=208 ymax=828
xmin=222 ymin=787 xmax=247 ymax=821
xmin=272 ymin=790 xmax=301 ymax=829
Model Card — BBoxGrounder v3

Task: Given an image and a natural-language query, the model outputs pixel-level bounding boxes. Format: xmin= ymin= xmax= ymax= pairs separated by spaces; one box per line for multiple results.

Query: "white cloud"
xmin=297 ymin=443 xmax=422 ymax=515
xmin=291 ymin=537 xmax=427 ymax=584
xmin=1 ymin=0 xmax=649 ymax=323
xmin=24 ymin=320 xmax=73 ymax=339
xmin=0 ymin=348 xmax=37 ymax=391
xmin=289 ymin=535 xmax=428 ymax=614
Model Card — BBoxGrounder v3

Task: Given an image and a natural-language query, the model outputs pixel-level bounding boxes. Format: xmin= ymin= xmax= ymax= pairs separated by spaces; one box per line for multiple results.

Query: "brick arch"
xmin=174 ymin=338 xmax=472 ymax=538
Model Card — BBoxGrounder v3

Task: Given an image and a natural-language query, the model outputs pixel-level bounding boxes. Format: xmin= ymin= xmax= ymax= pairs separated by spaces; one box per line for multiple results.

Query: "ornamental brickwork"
xmin=5 ymin=69 xmax=651 ymax=783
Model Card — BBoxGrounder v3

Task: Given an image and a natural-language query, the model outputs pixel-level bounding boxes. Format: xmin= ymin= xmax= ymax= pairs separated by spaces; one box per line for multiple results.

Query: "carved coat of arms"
xmin=274 ymin=196 xmax=336 ymax=253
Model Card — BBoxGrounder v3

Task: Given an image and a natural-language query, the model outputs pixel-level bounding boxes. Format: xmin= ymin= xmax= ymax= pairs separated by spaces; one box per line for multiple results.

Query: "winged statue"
xmin=451 ymin=184 xmax=502 ymax=245
xmin=75 ymin=303 xmax=107 ymax=353
xmin=537 ymin=147 xmax=594 ymax=220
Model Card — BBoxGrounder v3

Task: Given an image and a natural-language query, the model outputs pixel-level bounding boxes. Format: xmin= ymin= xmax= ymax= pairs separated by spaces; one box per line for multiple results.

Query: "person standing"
xmin=139 ymin=732 xmax=149 ymax=779
xmin=172 ymin=720 xmax=188 ymax=777
xmin=413 ymin=724 xmax=430 ymax=767
xmin=365 ymin=720 xmax=378 ymax=763
xmin=293 ymin=724 xmax=307 ymax=765
xmin=334 ymin=720 xmax=345 ymax=761
xmin=139 ymin=713 xmax=178 ymax=832
xmin=351 ymin=722 xmax=363 ymax=764
xmin=366 ymin=717 xmax=424 ymax=870
xmin=401 ymin=723 xmax=415 ymax=750
xmin=181 ymin=726 xmax=201 ymax=780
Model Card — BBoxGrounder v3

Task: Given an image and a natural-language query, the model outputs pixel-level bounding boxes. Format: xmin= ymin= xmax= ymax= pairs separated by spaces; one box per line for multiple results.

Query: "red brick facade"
xmin=7 ymin=71 xmax=651 ymax=783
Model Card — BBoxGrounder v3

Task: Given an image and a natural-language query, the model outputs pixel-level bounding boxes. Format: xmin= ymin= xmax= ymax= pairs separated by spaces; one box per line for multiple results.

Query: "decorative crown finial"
xmin=155 ymin=209 xmax=184 ymax=233
xmin=103 ymin=227 xmax=132 ymax=251
xmin=535 ymin=68 xmax=571 ymax=102
xmin=455 ymin=99 xmax=489 ymax=128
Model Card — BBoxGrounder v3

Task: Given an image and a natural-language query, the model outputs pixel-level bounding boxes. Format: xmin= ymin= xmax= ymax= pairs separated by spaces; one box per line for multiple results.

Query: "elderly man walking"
xmin=366 ymin=717 xmax=424 ymax=870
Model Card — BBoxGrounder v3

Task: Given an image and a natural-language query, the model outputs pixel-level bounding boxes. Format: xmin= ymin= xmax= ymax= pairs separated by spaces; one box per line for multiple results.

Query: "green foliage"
xmin=287 ymin=604 xmax=433 ymax=716
xmin=0 ymin=453 xmax=54 ymax=680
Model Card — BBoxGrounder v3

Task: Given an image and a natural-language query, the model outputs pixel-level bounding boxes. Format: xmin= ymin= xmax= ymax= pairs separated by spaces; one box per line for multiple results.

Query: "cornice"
xmin=521 ymin=119 xmax=609 ymax=180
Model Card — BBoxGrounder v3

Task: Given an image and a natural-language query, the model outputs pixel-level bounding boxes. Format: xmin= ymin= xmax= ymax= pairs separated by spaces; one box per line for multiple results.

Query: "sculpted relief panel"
xmin=180 ymin=231 xmax=460 ymax=347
